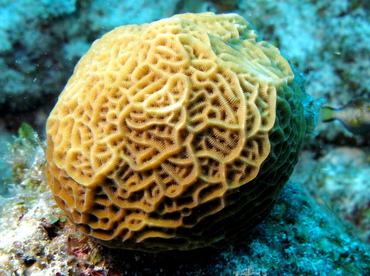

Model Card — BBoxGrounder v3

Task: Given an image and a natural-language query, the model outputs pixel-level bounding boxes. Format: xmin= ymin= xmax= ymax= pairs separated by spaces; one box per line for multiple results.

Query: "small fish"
xmin=321 ymin=98 xmax=370 ymax=135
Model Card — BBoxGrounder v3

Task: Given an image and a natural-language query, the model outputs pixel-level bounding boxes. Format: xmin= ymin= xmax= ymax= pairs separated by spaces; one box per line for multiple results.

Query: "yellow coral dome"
xmin=46 ymin=12 xmax=309 ymax=251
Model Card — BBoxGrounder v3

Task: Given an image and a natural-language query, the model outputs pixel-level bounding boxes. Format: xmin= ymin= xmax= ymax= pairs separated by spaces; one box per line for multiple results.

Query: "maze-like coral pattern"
xmin=46 ymin=13 xmax=307 ymax=251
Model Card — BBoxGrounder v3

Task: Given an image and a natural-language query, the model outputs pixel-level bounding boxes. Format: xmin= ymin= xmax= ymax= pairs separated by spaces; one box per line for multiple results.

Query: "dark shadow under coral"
xmin=102 ymin=246 xmax=225 ymax=276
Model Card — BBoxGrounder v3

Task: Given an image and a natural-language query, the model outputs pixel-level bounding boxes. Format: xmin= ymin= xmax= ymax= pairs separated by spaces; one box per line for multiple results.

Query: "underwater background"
xmin=0 ymin=0 xmax=369 ymax=275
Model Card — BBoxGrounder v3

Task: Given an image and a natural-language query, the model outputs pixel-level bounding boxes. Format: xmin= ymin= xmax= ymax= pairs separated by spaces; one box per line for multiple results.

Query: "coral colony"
xmin=46 ymin=13 xmax=314 ymax=251
xmin=1 ymin=3 xmax=369 ymax=275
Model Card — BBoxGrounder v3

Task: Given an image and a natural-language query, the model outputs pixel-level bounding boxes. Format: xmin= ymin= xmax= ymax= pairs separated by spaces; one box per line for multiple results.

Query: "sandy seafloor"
xmin=0 ymin=0 xmax=369 ymax=275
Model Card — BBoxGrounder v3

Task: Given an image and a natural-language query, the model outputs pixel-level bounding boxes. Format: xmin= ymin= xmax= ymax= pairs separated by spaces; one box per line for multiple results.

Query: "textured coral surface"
xmin=1 ymin=130 xmax=369 ymax=275
xmin=46 ymin=12 xmax=309 ymax=251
